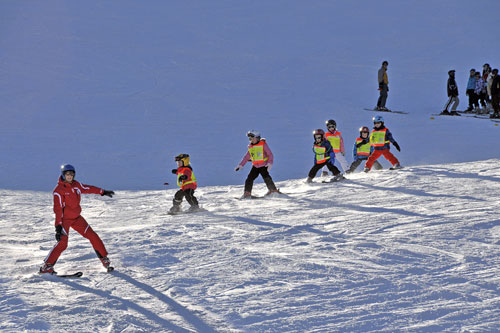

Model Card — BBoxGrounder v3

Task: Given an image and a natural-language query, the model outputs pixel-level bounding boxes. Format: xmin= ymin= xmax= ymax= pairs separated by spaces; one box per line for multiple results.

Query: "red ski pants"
xmin=44 ymin=216 xmax=108 ymax=265
xmin=365 ymin=148 xmax=399 ymax=170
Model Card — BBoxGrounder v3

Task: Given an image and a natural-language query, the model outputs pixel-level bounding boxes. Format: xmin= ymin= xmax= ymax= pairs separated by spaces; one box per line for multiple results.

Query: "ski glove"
xmin=235 ymin=165 xmax=242 ymax=172
xmin=55 ymin=225 xmax=63 ymax=242
xmin=267 ymin=164 xmax=273 ymax=172
xmin=393 ymin=142 xmax=401 ymax=152
xmin=102 ymin=190 xmax=115 ymax=198
xmin=171 ymin=169 xmax=178 ymax=174
xmin=179 ymin=175 xmax=188 ymax=181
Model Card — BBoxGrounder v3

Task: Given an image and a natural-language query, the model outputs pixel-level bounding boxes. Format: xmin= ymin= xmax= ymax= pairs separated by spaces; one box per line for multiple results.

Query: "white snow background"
xmin=1 ymin=0 xmax=500 ymax=332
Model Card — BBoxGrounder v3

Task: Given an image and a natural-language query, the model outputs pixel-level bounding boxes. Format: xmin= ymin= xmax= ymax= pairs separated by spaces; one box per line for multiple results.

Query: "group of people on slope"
xmin=38 ymin=116 xmax=401 ymax=275
xmin=442 ymin=64 xmax=500 ymax=118
xmin=306 ymin=115 xmax=401 ymax=183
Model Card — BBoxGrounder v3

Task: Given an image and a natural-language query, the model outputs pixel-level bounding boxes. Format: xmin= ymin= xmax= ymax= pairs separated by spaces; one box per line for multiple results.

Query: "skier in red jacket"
xmin=168 ymin=154 xmax=199 ymax=214
xmin=39 ymin=164 xmax=115 ymax=274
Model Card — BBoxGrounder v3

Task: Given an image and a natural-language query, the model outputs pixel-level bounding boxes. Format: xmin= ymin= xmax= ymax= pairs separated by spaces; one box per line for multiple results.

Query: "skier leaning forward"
xmin=39 ymin=164 xmax=115 ymax=274
xmin=235 ymin=130 xmax=279 ymax=198
xmin=364 ymin=115 xmax=402 ymax=172
xmin=306 ymin=129 xmax=343 ymax=183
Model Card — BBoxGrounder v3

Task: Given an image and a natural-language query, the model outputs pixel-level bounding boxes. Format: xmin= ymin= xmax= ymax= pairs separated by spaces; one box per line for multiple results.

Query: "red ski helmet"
xmin=313 ymin=129 xmax=325 ymax=140
xmin=359 ymin=126 xmax=370 ymax=135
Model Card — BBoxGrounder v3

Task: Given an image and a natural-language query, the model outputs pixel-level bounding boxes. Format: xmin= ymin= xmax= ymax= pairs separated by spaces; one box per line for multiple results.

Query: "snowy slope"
xmin=2 ymin=159 xmax=500 ymax=332
xmin=1 ymin=1 xmax=500 ymax=190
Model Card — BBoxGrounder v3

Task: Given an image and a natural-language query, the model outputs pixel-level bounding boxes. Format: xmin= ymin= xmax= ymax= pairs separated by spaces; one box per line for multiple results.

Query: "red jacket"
xmin=53 ymin=177 xmax=103 ymax=226
xmin=175 ymin=166 xmax=197 ymax=191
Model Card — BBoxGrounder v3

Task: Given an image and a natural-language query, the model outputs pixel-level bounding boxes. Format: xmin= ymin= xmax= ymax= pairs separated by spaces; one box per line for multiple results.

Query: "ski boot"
xmin=450 ymin=111 xmax=460 ymax=116
xmin=241 ymin=191 xmax=252 ymax=199
xmin=363 ymin=167 xmax=370 ymax=173
xmin=440 ymin=110 xmax=450 ymax=115
xmin=187 ymin=205 xmax=200 ymax=213
xmin=39 ymin=263 xmax=56 ymax=275
xmin=306 ymin=177 xmax=313 ymax=183
xmin=168 ymin=205 xmax=182 ymax=214
xmin=100 ymin=256 xmax=114 ymax=272
xmin=265 ymin=189 xmax=280 ymax=197
xmin=333 ymin=174 xmax=345 ymax=181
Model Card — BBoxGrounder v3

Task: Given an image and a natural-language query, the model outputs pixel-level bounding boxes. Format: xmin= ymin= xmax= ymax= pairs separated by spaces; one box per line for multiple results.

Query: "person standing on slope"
xmin=235 ymin=130 xmax=279 ymax=198
xmin=490 ymin=69 xmax=500 ymax=119
xmin=323 ymin=119 xmax=348 ymax=174
xmin=306 ymin=129 xmax=343 ymax=183
xmin=376 ymin=60 xmax=390 ymax=111
xmin=39 ymin=164 xmax=115 ymax=274
xmin=364 ymin=116 xmax=402 ymax=172
xmin=169 ymin=154 xmax=199 ymax=214
xmin=346 ymin=126 xmax=383 ymax=173
xmin=441 ymin=70 xmax=460 ymax=116
xmin=465 ymin=68 xmax=477 ymax=112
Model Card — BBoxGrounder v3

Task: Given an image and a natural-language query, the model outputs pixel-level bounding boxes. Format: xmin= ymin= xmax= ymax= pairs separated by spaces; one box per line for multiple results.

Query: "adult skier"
xmin=169 ymin=154 xmax=199 ymax=214
xmin=306 ymin=129 xmax=343 ymax=183
xmin=376 ymin=60 xmax=390 ymax=111
xmin=346 ymin=126 xmax=383 ymax=173
xmin=323 ymin=119 xmax=348 ymax=172
xmin=441 ymin=70 xmax=460 ymax=116
xmin=364 ymin=116 xmax=402 ymax=172
xmin=39 ymin=164 xmax=115 ymax=274
xmin=235 ymin=130 xmax=279 ymax=198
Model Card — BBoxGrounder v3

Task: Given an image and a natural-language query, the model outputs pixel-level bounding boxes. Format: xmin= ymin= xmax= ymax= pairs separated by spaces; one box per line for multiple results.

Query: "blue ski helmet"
xmin=61 ymin=164 xmax=76 ymax=178
xmin=373 ymin=115 xmax=384 ymax=123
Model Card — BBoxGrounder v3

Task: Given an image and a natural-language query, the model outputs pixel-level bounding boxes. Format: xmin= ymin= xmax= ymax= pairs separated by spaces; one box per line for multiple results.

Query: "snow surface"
xmin=2 ymin=0 xmax=500 ymax=332
xmin=2 ymin=160 xmax=500 ymax=331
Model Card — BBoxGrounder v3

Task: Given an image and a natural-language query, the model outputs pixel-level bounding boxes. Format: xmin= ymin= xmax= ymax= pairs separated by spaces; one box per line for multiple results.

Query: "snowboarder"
xmin=441 ymin=70 xmax=460 ymax=116
xmin=235 ymin=130 xmax=279 ymax=198
xmin=323 ymin=119 xmax=348 ymax=173
xmin=364 ymin=116 xmax=402 ymax=172
xmin=39 ymin=164 xmax=115 ymax=274
xmin=306 ymin=129 xmax=343 ymax=183
xmin=376 ymin=60 xmax=390 ymax=111
xmin=169 ymin=154 xmax=199 ymax=214
xmin=346 ymin=126 xmax=383 ymax=173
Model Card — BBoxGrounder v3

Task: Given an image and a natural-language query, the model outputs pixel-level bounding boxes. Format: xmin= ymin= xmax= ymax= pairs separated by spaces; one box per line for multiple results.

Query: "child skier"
xmin=346 ymin=126 xmax=383 ymax=173
xmin=364 ymin=115 xmax=402 ymax=172
xmin=39 ymin=164 xmax=115 ymax=275
xmin=169 ymin=154 xmax=199 ymax=214
xmin=235 ymin=130 xmax=279 ymax=198
xmin=306 ymin=129 xmax=343 ymax=183
xmin=323 ymin=119 xmax=348 ymax=173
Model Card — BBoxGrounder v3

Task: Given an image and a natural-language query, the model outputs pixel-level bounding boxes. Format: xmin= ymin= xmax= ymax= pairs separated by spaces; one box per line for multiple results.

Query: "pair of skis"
xmin=41 ymin=266 xmax=114 ymax=278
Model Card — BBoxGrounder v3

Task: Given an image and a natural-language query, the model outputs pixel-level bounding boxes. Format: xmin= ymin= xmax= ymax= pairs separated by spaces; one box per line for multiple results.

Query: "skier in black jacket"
xmin=441 ymin=70 xmax=460 ymax=116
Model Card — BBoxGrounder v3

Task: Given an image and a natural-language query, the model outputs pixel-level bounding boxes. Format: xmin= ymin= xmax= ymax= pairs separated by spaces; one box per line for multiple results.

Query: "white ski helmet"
xmin=247 ymin=130 xmax=261 ymax=138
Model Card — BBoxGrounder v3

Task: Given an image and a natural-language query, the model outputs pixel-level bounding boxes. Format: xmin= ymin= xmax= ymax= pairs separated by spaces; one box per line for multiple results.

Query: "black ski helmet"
xmin=61 ymin=164 xmax=75 ymax=178
xmin=325 ymin=119 xmax=336 ymax=130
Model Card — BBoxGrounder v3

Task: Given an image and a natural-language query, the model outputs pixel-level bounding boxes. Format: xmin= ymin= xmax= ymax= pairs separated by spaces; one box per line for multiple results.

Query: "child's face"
xmin=374 ymin=122 xmax=382 ymax=129
xmin=314 ymin=135 xmax=322 ymax=143
xmin=248 ymin=135 xmax=259 ymax=144
xmin=176 ymin=160 xmax=183 ymax=167
xmin=361 ymin=131 xmax=369 ymax=138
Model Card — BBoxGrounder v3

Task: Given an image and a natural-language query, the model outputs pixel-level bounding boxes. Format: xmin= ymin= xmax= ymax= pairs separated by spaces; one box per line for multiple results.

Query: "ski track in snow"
xmin=1 ymin=160 xmax=500 ymax=332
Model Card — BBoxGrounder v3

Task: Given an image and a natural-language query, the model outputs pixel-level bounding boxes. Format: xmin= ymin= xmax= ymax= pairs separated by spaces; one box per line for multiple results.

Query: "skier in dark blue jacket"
xmin=306 ymin=129 xmax=343 ymax=183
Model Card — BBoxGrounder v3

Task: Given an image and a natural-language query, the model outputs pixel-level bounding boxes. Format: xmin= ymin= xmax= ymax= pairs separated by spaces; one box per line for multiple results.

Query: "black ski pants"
xmin=377 ymin=84 xmax=388 ymax=108
xmin=173 ymin=188 xmax=198 ymax=207
xmin=245 ymin=166 xmax=277 ymax=193
xmin=308 ymin=161 xmax=340 ymax=179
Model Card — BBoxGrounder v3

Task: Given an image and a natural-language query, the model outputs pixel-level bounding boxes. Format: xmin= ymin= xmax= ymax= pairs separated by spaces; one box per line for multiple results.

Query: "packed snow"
xmin=2 ymin=1 xmax=500 ymax=332
xmin=2 ymin=160 xmax=500 ymax=331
